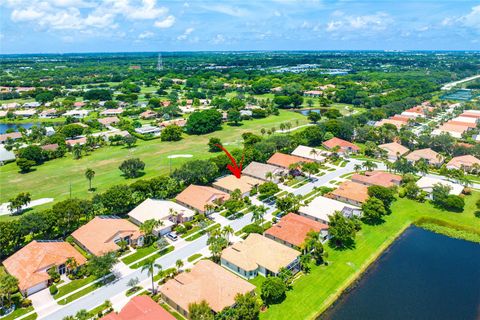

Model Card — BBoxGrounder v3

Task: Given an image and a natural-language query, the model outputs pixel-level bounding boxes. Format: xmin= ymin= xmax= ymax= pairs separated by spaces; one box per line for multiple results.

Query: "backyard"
xmin=260 ymin=192 xmax=480 ymax=320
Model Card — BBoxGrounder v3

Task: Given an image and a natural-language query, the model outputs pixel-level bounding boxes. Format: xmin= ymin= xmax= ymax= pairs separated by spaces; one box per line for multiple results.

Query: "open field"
xmin=261 ymin=192 xmax=480 ymax=320
xmin=0 ymin=111 xmax=307 ymax=214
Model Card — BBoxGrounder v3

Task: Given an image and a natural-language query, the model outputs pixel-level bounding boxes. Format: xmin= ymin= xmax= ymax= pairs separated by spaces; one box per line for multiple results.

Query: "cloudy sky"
xmin=1 ymin=0 xmax=479 ymax=54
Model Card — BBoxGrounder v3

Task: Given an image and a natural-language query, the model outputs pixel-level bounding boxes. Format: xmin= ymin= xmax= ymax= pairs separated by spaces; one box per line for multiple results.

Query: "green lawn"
xmin=57 ymin=275 xmax=115 ymax=305
xmin=130 ymin=246 xmax=174 ymax=269
xmin=187 ymin=253 xmax=202 ymax=262
xmin=55 ymin=275 xmax=96 ymax=299
xmin=121 ymin=243 xmax=159 ymax=265
xmin=0 ymin=111 xmax=307 ymax=215
xmin=0 ymin=306 xmax=35 ymax=320
xmin=261 ymin=192 xmax=480 ymax=320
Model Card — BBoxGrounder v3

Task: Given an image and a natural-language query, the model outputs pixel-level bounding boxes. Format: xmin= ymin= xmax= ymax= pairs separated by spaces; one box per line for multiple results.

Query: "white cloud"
xmin=154 ymin=15 xmax=175 ymax=28
xmin=11 ymin=8 xmax=45 ymax=21
xmin=138 ymin=31 xmax=154 ymax=39
xmin=177 ymin=27 xmax=194 ymax=40
xmin=326 ymin=12 xmax=393 ymax=33
xmin=211 ymin=34 xmax=225 ymax=44
xmin=459 ymin=5 xmax=480 ymax=30
xmin=123 ymin=0 xmax=168 ymax=20
xmin=203 ymin=4 xmax=251 ymax=17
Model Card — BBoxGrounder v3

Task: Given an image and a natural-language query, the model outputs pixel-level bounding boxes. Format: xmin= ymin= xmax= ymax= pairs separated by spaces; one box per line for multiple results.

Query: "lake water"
xmin=297 ymin=109 xmax=321 ymax=116
xmin=0 ymin=123 xmax=39 ymax=134
xmin=319 ymin=226 xmax=480 ymax=320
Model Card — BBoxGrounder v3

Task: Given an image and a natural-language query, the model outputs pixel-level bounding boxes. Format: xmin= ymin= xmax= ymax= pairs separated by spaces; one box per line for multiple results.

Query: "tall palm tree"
xmin=309 ymin=148 xmax=319 ymax=161
xmin=222 ymin=225 xmax=234 ymax=244
xmin=72 ymin=144 xmax=83 ymax=159
xmin=85 ymin=168 xmax=95 ymax=191
xmin=175 ymin=259 xmax=184 ymax=272
xmin=265 ymin=171 xmax=274 ymax=182
xmin=65 ymin=257 xmax=78 ymax=274
xmin=362 ymin=160 xmax=377 ymax=172
xmin=141 ymin=259 xmax=162 ymax=294
xmin=251 ymin=205 xmax=267 ymax=225
xmin=353 ymin=163 xmax=362 ymax=173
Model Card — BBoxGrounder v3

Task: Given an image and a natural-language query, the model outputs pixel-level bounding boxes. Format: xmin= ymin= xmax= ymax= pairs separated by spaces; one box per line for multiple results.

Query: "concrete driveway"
xmin=29 ymin=287 xmax=57 ymax=318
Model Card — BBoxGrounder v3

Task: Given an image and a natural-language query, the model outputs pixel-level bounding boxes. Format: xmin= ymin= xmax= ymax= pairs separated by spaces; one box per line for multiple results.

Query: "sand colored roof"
xmin=351 ymin=171 xmax=402 ymax=187
xmin=299 ymin=196 xmax=360 ymax=223
xmin=331 ymin=181 xmax=369 ymax=204
xmin=405 ymin=148 xmax=444 ymax=165
xmin=41 ymin=143 xmax=59 ymax=151
xmin=221 ymin=233 xmax=300 ymax=274
xmin=128 ymin=199 xmax=194 ymax=226
xmin=242 ymin=161 xmax=287 ymax=181
xmin=0 ymin=132 xmax=22 ymax=143
xmin=100 ymin=108 xmax=123 ymax=115
xmin=160 ymin=260 xmax=255 ymax=313
xmin=66 ymin=137 xmax=87 ymax=146
xmin=175 ymin=185 xmax=229 ymax=212
xmin=378 ymin=142 xmax=409 ymax=158
xmin=98 ymin=116 xmax=120 ymax=126
xmin=291 ymin=145 xmax=327 ymax=162
xmin=446 ymin=120 xmax=477 ymax=129
xmin=446 ymin=155 xmax=480 ymax=169
xmin=389 ymin=115 xmax=411 ymax=123
xmin=213 ymin=175 xmax=263 ymax=194
xmin=100 ymin=296 xmax=175 ymax=320
xmin=264 ymin=213 xmax=328 ymax=247
xmin=267 ymin=152 xmax=313 ymax=169
xmin=416 ymin=176 xmax=464 ymax=196
xmin=3 ymin=240 xmax=86 ymax=292
xmin=460 ymin=110 xmax=480 ymax=119
xmin=322 ymin=137 xmax=360 ymax=152
xmin=140 ymin=110 xmax=157 ymax=119
xmin=72 ymin=217 xmax=142 ymax=256
xmin=437 ymin=123 xmax=470 ymax=133
xmin=375 ymin=119 xmax=406 ymax=129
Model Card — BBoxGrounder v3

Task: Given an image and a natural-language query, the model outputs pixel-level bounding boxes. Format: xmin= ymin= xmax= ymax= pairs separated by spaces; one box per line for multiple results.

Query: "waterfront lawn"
xmin=0 ymin=111 xmax=307 ymax=209
xmin=261 ymin=192 xmax=480 ymax=320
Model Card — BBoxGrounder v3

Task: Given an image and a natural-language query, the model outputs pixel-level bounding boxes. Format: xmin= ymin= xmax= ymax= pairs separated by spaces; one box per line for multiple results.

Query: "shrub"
xmin=242 ymin=224 xmax=264 ymax=235
xmin=21 ymin=299 xmax=32 ymax=308
xmin=49 ymin=284 xmax=58 ymax=295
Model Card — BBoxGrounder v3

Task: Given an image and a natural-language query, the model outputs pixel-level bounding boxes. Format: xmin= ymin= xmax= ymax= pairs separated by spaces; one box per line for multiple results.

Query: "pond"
xmin=0 ymin=123 xmax=40 ymax=134
xmin=297 ymin=109 xmax=321 ymax=116
xmin=319 ymin=226 xmax=480 ymax=320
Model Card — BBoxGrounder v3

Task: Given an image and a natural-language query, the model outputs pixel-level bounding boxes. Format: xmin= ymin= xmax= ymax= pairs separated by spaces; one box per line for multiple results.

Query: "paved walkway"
xmin=30 ymin=289 xmax=57 ymax=318
xmin=0 ymin=198 xmax=54 ymax=216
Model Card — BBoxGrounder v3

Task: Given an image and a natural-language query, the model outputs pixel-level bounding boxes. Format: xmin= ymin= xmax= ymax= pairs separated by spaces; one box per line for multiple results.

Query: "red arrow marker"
xmin=215 ymin=144 xmax=244 ymax=179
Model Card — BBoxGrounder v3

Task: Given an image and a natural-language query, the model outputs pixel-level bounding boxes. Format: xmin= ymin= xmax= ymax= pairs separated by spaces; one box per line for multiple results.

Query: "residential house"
xmin=128 ymin=199 xmax=195 ymax=236
xmin=45 ymin=126 xmax=55 ymax=136
xmin=303 ymin=90 xmax=323 ymax=97
xmin=98 ymin=116 xmax=120 ymax=127
xmin=39 ymin=109 xmax=60 ymax=118
xmin=135 ymin=125 xmax=161 ymax=135
xmin=242 ymin=161 xmax=287 ymax=182
xmin=100 ymin=296 xmax=175 ymax=320
xmin=378 ymin=142 xmax=410 ymax=161
xmin=73 ymin=101 xmax=86 ymax=108
xmin=221 ymin=233 xmax=300 ymax=279
xmin=72 ymin=216 xmax=144 ymax=256
xmin=41 ymin=143 xmax=59 ymax=152
xmin=0 ymin=132 xmax=22 ymax=144
xmin=267 ymin=152 xmax=313 ymax=170
xmin=66 ymin=137 xmax=87 ymax=147
xmin=3 ymin=240 xmax=86 ymax=295
xmin=239 ymin=110 xmax=252 ymax=117
xmin=330 ymin=181 xmax=369 ymax=206
xmin=212 ymin=175 xmax=263 ymax=197
xmin=432 ymin=123 xmax=470 ymax=139
xmin=14 ymin=110 xmax=36 ymax=118
xmin=415 ymin=176 xmax=464 ymax=199
xmin=291 ymin=145 xmax=327 ymax=162
xmin=0 ymin=145 xmax=15 ymax=163
xmin=375 ymin=119 xmax=406 ymax=129
xmin=351 ymin=171 xmax=402 ymax=188
xmin=405 ymin=148 xmax=444 ymax=166
xmin=298 ymin=196 xmax=361 ymax=224
xmin=159 ymin=119 xmax=187 ymax=128
xmin=446 ymin=155 xmax=480 ymax=172
xmin=322 ymin=137 xmax=360 ymax=154
xmin=264 ymin=213 xmax=329 ymax=248
xmin=460 ymin=110 xmax=480 ymax=119
xmin=23 ymin=102 xmax=41 ymax=108
xmin=64 ymin=109 xmax=90 ymax=119
xmin=140 ymin=110 xmax=157 ymax=119
xmin=160 ymin=260 xmax=255 ymax=318
xmin=100 ymin=108 xmax=123 ymax=116
xmin=175 ymin=185 xmax=229 ymax=214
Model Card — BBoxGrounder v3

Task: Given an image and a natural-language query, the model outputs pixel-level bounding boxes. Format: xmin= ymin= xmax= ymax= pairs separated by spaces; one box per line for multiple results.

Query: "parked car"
xmin=166 ymin=232 xmax=178 ymax=241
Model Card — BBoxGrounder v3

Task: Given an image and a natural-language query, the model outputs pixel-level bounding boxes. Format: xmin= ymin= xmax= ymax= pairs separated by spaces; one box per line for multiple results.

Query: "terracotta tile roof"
xmin=322 ymin=137 xmax=360 ymax=152
xmin=98 ymin=116 xmax=120 ymax=126
xmin=100 ymin=296 xmax=175 ymax=320
xmin=242 ymin=161 xmax=287 ymax=181
xmin=405 ymin=148 xmax=444 ymax=165
xmin=351 ymin=171 xmax=402 ymax=188
xmin=175 ymin=185 xmax=229 ymax=213
xmin=267 ymin=152 xmax=313 ymax=169
xmin=160 ymin=260 xmax=255 ymax=313
xmin=378 ymin=142 xmax=409 ymax=158
xmin=221 ymin=233 xmax=300 ymax=274
xmin=446 ymin=120 xmax=477 ymax=128
xmin=0 ymin=132 xmax=22 ymax=143
xmin=66 ymin=137 xmax=87 ymax=146
xmin=264 ymin=213 xmax=328 ymax=247
xmin=71 ymin=217 xmax=142 ymax=256
xmin=213 ymin=175 xmax=263 ymax=194
xmin=375 ymin=119 xmax=406 ymax=129
xmin=446 ymin=155 xmax=480 ymax=169
xmin=389 ymin=115 xmax=411 ymax=123
xmin=460 ymin=110 xmax=480 ymax=119
xmin=41 ymin=143 xmax=59 ymax=151
xmin=100 ymin=108 xmax=123 ymax=115
xmin=331 ymin=181 xmax=369 ymax=204
xmin=438 ymin=123 xmax=470 ymax=133
xmin=3 ymin=240 xmax=86 ymax=292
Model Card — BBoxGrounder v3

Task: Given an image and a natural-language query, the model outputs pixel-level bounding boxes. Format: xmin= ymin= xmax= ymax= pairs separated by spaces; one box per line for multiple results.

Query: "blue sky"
xmin=1 ymin=0 xmax=479 ymax=54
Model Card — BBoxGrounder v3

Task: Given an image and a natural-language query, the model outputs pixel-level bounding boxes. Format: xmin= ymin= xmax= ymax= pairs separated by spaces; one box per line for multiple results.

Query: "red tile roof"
xmin=322 ymin=137 xmax=359 ymax=152
xmin=264 ymin=213 xmax=328 ymax=247
xmin=100 ymin=296 xmax=175 ymax=320
xmin=267 ymin=152 xmax=313 ymax=169
xmin=351 ymin=171 xmax=402 ymax=187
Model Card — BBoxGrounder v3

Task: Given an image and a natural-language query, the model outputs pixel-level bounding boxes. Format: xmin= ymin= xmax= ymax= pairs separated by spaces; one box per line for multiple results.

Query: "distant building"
xmin=446 ymin=155 xmax=480 ymax=172
xmin=378 ymin=142 xmax=410 ymax=161
xmin=322 ymin=137 xmax=359 ymax=154
xmin=135 ymin=125 xmax=161 ymax=135
xmin=351 ymin=171 xmax=402 ymax=188
xmin=405 ymin=148 xmax=444 ymax=166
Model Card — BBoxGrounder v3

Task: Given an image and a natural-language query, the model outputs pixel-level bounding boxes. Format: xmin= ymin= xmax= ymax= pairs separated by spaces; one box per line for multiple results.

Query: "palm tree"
xmin=85 ymin=168 xmax=95 ymax=191
xmin=72 ymin=144 xmax=83 ymax=159
xmin=309 ymin=148 xmax=319 ymax=161
xmin=175 ymin=259 xmax=184 ymax=271
xmin=362 ymin=160 xmax=377 ymax=172
xmin=251 ymin=205 xmax=267 ymax=225
xmin=222 ymin=225 xmax=234 ymax=244
xmin=169 ymin=208 xmax=179 ymax=224
xmin=141 ymin=259 xmax=162 ymax=294
xmin=265 ymin=171 xmax=274 ymax=182
xmin=299 ymin=253 xmax=311 ymax=273
xmin=353 ymin=163 xmax=362 ymax=173
xmin=416 ymin=159 xmax=429 ymax=176
xmin=65 ymin=257 xmax=78 ymax=274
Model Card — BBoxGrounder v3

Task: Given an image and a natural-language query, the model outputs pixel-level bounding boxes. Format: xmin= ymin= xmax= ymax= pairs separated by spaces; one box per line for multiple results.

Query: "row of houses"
xmin=432 ymin=109 xmax=480 ymax=139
